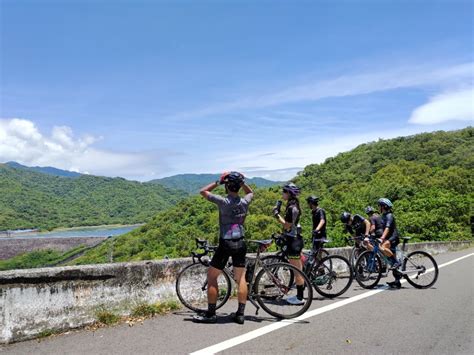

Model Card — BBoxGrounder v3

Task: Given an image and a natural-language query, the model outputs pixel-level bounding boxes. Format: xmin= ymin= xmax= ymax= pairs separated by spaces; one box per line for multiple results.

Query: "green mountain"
xmin=0 ymin=165 xmax=186 ymax=231
xmin=72 ymin=127 xmax=473 ymax=265
xmin=149 ymin=174 xmax=281 ymax=194
xmin=5 ymin=161 xmax=82 ymax=178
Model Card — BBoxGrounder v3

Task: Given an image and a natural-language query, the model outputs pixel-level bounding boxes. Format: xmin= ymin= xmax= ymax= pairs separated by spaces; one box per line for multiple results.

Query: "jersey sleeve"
xmin=206 ymin=193 xmax=225 ymax=206
xmin=385 ymin=213 xmax=394 ymax=228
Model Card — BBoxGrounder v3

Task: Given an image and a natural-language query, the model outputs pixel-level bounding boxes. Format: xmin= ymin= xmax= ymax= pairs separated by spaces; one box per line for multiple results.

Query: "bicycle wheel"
xmin=261 ymin=254 xmax=294 ymax=288
xmin=350 ymin=247 xmax=364 ymax=270
xmin=310 ymin=255 xmax=353 ymax=298
xmin=402 ymin=251 xmax=439 ymax=289
xmin=354 ymin=250 xmax=382 ymax=289
xmin=254 ymin=262 xmax=313 ymax=319
xmin=175 ymin=263 xmax=232 ymax=313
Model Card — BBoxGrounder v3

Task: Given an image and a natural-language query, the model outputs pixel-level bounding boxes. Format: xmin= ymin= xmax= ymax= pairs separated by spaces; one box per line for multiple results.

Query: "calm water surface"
xmin=5 ymin=225 xmax=140 ymax=239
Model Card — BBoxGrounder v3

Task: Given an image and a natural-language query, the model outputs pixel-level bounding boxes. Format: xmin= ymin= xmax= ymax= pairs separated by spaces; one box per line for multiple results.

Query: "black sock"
xmin=297 ymin=285 xmax=304 ymax=300
xmin=206 ymin=303 xmax=216 ymax=317
xmin=237 ymin=303 xmax=246 ymax=315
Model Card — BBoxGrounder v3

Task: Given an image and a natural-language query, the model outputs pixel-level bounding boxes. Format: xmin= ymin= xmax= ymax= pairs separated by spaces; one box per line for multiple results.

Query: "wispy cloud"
xmin=0 ymin=118 xmax=175 ymax=181
xmin=409 ymin=88 xmax=474 ymax=125
xmin=168 ymin=62 xmax=473 ymax=120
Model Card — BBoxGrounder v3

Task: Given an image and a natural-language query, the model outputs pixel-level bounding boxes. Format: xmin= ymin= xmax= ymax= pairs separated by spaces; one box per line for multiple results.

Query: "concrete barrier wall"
xmin=0 ymin=240 xmax=471 ymax=344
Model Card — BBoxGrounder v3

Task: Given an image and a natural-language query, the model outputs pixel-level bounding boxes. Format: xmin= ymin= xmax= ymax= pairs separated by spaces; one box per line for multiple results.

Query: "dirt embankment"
xmin=0 ymin=237 xmax=107 ymax=260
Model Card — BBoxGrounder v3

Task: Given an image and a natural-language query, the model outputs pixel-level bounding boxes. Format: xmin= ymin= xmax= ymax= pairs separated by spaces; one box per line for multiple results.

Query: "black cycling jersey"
xmin=311 ymin=207 xmax=327 ymax=238
xmin=284 ymin=199 xmax=301 ymax=237
xmin=381 ymin=212 xmax=399 ymax=239
xmin=369 ymin=214 xmax=384 ymax=237
xmin=345 ymin=214 xmax=366 ymax=236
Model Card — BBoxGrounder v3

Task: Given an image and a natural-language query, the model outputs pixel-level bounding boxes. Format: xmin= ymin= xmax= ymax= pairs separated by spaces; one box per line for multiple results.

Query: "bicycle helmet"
xmin=340 ymin=211 xmax=351 ymax=223
xmin=282 ymin=183 xmax=300 ymax=197
xmin=365 ymin=206 xmax=375 ymax=214
xmin=223 ymin=171 xmax=244 ymax=192
xmin=377 ymin=198 xmax=393 ymax=209
xmin=306 ymin=195 xmax=320 ymax=205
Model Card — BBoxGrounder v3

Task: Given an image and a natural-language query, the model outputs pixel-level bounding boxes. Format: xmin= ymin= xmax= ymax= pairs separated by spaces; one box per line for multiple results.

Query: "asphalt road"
xmin=2 ymin=247 xmax=473 ymax=355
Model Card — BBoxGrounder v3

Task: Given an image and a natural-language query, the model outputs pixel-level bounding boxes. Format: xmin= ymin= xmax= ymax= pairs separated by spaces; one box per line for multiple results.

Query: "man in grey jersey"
xmin=193 ymin=171 xmax=254 ymax=324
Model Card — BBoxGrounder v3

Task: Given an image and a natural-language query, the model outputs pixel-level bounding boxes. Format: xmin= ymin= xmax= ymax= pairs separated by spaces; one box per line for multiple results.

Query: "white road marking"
xmin=190 ymin=252 xmax=473 ymax=355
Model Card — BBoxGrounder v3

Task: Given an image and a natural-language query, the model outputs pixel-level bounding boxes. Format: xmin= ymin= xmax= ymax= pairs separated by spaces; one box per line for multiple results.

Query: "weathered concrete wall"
xmin=0 ymin=240 xmax=471 ymax=344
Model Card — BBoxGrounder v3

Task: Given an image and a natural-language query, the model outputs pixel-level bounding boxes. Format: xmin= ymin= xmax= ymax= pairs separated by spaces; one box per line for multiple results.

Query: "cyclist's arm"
xmin=364 ymin=219 xmax=371 ymax=235
xmin=200 ymin=181 xmax=219 ymax=200
xmin=314 ymin=209 xmax=325 ymax=232
xmin=241 ymin=183 xmax=254 ymax=202
xmin=380 ymin=228 xmax=390 ymax=242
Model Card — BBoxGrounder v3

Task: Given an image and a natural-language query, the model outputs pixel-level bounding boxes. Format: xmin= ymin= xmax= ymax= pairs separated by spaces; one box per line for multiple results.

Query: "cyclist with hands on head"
xmin=193 ymin=171 xmax=254 ymax=324
xmin=306 ymin=195 xmax=327 ymax=249
xmin=273 ymin=183 xmax=305 ymax=305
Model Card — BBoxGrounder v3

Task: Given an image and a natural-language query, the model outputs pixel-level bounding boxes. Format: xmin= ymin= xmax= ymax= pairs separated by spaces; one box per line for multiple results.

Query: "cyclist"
xmin=340 ymin=211 xmax=371 ymax=240
xmin=273 ymin=183 xmax=305 ymax=305
xmin=306 ymin=195 xmax=327 ymax=249
xmin=193 ymin=171 xmax=254 ymax=324
xmin=377 ymin=198 xmax=401 ymax=289
xmin=365 ymin=206 xmax=384 ymax=238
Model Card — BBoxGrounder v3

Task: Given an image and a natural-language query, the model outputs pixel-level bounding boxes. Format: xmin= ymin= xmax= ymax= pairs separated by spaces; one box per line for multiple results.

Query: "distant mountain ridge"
xmin=5 ymin=162 xmax=82 ymax=178
xmin=149 ymin=173 xmax=282 ymax=194
xmin=0 ymin=164 xmax=186 ymax=231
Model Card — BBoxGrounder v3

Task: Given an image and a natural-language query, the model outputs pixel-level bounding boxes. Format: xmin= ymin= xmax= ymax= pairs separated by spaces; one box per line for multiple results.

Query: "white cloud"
xmin=0 ymin=118 xmax=172 ymax=181
xmin=409 ymin=88 xmax=474 ymax=125
xmin=168 ymin=62 xmax=474 ymax=120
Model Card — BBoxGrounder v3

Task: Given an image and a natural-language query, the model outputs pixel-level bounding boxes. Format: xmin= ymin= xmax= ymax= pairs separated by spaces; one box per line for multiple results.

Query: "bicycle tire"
xmin=350 ymin=247 xmax=364 ymax=270
xmin=310 ymin=255 xmax=353 ymax=298
xmin=175 ymin=263 xmax=232 ymax=313
xmin=354 ymin=250 xmax=382 ymax=289
xmin=260 ymin=254 xmax=294 ymax=288
xmin=254 ymin=262 xmax=313 ymax=319
xmin=402 ymin=251 xmax=439 ymax=289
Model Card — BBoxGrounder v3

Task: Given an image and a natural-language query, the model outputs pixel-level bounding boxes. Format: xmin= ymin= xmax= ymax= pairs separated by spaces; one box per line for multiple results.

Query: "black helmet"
xmin=306 ymin=195 xmax=320 ymax=205
xmin=340 ymin=211 xmax=351 ymax=223
xmin=377 ymin=198 xmax=393 ymax=209
xmin=365 ymin=206 xmax=375 ymax=214
xmin=282 ymin=183 xmax=300 ymax=197
xmin=224 ymin=171 xmax=244 ymax=192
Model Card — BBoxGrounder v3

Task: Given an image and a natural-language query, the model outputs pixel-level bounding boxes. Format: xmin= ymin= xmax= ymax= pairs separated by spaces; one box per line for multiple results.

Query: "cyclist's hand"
xmin=219 ymin=171 xmax=230 ymax=184
xmin=272 ymin=207 xmax=280 ymax=217
xmin=312 ymin=230 xmax=321 ymax=238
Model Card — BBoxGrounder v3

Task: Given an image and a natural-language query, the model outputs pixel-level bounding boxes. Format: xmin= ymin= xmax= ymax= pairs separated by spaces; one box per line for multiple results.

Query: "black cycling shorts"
xmin=388 ymin=235 xmax=400 ymax=250
xmin=210 ymin=239 xmax=247 ymax=270
xmin=283 ymin=235 xmax=304 ymax=259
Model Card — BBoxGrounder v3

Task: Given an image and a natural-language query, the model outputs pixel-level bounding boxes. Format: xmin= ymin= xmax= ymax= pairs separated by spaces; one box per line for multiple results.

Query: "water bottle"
xmin=275 ymin=200 xmax=282 ymax=212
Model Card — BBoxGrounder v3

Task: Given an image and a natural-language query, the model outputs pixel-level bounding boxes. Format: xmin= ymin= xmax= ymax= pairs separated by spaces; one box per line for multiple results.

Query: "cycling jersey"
xmin=284 ymin=200 xmax=301 ymax=237
xmin=311 ymin=207 xmax=327 ymax=238
xmin=369 ymin=214 xmax=384 ymax=237
xmin=382 ymin=212 xmax=399 ymax=247
xmin=207 ymin=192 xmax=254 ymax=240
xmin=345 ymin=214 xmax=367 ymax=236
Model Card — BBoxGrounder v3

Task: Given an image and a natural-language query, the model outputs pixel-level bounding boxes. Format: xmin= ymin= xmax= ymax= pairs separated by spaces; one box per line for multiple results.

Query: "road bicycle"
xmin=354 ymin=236 xmax=439 ymax=289
xmin=261 ymin=234 xmax=353 ymax=298
xmin=175 ymin=238 xmax=313 ymax=319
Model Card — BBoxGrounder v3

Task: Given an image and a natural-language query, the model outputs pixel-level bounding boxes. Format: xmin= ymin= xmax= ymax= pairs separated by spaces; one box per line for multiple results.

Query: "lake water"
xmin=4 ymin=225 xmax=140 ymax=239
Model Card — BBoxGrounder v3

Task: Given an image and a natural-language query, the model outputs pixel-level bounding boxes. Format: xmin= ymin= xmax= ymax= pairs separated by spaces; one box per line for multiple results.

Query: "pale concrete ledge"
xmin=0 ymin=240 xmax=471 ymax=344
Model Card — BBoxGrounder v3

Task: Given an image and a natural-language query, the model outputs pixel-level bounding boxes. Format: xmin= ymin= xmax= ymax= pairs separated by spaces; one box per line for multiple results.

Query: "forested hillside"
xmin=0 ymin=166 xmax=186 ymax=230
xmin=150 ymin=174 xmax=280 ymax=194
xmin=72 ymin=127 xmax=473 ymax=265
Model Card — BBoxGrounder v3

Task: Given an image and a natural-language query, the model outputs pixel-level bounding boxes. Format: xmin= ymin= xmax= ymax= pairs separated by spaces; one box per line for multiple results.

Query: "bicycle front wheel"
xmin=402 ymin=251 xmax=439 ymax=289
xmin=310 ymin=255 xmax=353 ymax=298
xmin=354 ymin=250 xmax=382 ymax=289
xmin=254 ymin=262 xmax=313 ymax=319
xmin=175 ymin=263 xmax=232 ymax=313
xmin=261 ymin=254 xmax=294 ymax=288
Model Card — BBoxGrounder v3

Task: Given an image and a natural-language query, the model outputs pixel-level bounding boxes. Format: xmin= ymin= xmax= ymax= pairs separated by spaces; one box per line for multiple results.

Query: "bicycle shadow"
xmin=176 ymin=311 xmax=310 ymax=325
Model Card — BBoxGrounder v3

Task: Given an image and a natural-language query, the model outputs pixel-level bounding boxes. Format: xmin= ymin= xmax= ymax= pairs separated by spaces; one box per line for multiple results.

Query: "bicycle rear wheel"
xmin=310 ymin=255 xmax=353 ymax=298
xmin=350 ymin=247 xmax=364 ymax=270
xmin=354 ymin=250 xmax=382 ymax=289
xmin=402 ymin=251 xmax=439 ymax=289
xmin=254 ymin=262 xmax=313 ymax=319
xmin=260 ymin=254 xmax=294 ymax=288
xmin=175 ymin=263 xmax=232 ymax=313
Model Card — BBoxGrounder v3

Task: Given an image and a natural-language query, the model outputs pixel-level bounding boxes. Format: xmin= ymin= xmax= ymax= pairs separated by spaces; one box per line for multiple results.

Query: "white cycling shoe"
xmin=286 ymin=296 xmax=305 ymax=305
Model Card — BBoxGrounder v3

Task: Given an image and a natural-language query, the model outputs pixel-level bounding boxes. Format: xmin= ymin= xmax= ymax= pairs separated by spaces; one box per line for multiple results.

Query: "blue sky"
xmin=1 ymin=0 xmax=473 ymax=181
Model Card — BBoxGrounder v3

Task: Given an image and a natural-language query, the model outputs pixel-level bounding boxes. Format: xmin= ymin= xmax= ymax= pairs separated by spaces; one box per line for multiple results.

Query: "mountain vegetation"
xmin=71 ymin=127 xmax=473 ymax=265
xmin=5 ymin=161 xmax=82 ymax=178
xmin=0 ymin=165 xmax=186 ymax=231
xmin=150 ymin=173 xmax=281 ymax=194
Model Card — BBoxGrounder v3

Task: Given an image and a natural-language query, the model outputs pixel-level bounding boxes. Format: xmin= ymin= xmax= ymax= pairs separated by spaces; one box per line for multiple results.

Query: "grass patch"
xmin=37 ymin=328 xmax=58 ymax=339
xmin=96 ymin=309 xmax=120 ymax=325
xmin=132 ymin=300 xmax=181 ymax=318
